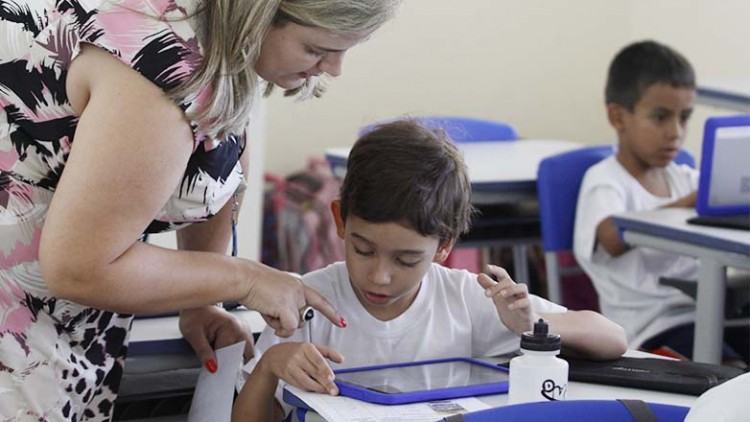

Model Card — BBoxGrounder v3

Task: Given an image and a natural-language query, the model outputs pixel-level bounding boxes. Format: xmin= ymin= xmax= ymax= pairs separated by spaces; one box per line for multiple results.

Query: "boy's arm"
xmin=663 ymin=191 xmax=697 ymax=208
xmin=477 ymin=267 xmax=626 ymax=360
xmin=595 ymin=217 xmax=629 ymax=257
xmin=233 ymin=343 xmax=344 ymax=422
xmin=542 ymin=310 xmax=628 ymax=360
xmin=596 ymin=190 xmax=696 ymax=257
xmin=232 ymin=359 xmax=285 ymax=422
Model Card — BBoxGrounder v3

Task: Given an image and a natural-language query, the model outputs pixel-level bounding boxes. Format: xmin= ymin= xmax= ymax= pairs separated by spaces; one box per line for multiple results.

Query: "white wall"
xmin=264 ymin=0 xmax=750 ymax=175
xmin=629 ymin=0 xmax=750 ymax=160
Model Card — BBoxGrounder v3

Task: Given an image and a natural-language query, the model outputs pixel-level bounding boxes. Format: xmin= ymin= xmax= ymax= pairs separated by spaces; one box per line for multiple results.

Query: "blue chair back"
xmin=537 ymin=146 xmax=614 ymax=253
xmin=452 ymin=400 xmax=689 ymax=422
xmin=537 ymin=146 xmax=696 ymax=252
xmin=359 ymin=116 xmax=517 ymax=142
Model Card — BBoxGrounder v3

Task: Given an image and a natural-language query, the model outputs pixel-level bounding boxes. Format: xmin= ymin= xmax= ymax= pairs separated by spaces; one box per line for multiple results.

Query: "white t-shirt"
xmin=685 ymin=372 xmax=750 ymax=422
xmin=573 ymin=156 xmax=699 ymax=347
xmin=242 ymin=262 xmax=566 ymax=415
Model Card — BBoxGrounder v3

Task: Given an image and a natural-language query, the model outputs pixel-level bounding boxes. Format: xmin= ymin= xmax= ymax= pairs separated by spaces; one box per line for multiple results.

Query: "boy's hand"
xmin=261 ymin=342 xmax=344 ymax=396
xmin=670 ymin=191 xmax=697 ymax=208
xmin=477 ymin=265 xmax=538 ymax=336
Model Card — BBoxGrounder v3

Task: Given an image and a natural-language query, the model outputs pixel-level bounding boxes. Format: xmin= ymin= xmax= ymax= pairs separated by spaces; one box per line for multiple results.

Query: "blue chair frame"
xmin=359 ymin=116 xmax=518 ymax=142
xmin=537 ymin=145 xmax=695 ymax=304
xmin=448 ymin=400 xmax=689 ymax=422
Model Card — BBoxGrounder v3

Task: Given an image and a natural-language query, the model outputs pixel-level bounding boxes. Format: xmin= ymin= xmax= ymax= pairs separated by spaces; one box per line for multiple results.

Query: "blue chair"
xmin=537 ymin=145 xmax=695 ymax=305
xmin=359 ymin=116 xmax=518 ymax=142
xmin=445 ymin=400 xmax=689 ymax=422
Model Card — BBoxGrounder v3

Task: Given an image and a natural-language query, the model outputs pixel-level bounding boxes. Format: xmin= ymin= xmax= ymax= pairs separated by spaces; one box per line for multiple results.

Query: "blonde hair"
xmin=172 ymin=0 xmax=400 ymax=139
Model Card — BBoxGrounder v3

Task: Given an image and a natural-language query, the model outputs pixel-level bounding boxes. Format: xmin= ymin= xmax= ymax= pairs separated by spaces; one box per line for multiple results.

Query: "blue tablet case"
xmin=332 ymin=357 xmax=509 ymax=405
xmin=696 ymin=114 xmax=750 ymax=217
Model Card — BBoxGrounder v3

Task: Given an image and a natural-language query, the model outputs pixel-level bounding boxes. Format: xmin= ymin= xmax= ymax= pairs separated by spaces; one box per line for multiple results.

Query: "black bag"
xmin=566 ymin=356 xmax=746 ymax=396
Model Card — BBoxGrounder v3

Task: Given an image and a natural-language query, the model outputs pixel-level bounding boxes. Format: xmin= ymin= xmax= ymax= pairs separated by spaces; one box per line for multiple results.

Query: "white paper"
xmin=285 ymin=385 xmax=490 ymax=422
xmin=188 ymin=341 xmax=245 ymax=422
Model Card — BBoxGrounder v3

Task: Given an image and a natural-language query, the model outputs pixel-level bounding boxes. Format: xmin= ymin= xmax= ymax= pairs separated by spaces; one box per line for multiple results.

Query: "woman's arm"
xmin=39 ymin=45 xmax=333 ymax=333
xmin=40 ymin=44 xmax=255 ymax=313
xmin=542 ymin=310 xmax=628 ymax=360
xmin=177 ymin=145 xmax=255 ymax=366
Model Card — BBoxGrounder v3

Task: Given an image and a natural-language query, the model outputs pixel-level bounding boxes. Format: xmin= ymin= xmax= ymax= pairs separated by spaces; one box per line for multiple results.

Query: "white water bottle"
xmin=508 ymin=318 xmax=568 ymax=404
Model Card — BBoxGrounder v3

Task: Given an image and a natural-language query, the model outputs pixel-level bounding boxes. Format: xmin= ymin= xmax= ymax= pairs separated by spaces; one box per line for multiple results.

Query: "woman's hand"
xmin=259 ymin=342 xmax=344 ymax=395
xmin=239 ymin=264 xmax=345 ymax=337
xmin=179 ymin=306 xmax=255 ymax=372
xmin=476 ymin=265 xmax=538 ymax=336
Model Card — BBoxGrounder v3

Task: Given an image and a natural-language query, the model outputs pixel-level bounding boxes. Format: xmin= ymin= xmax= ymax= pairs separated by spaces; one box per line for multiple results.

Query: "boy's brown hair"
xmin=339 ymin=119 xmax=473 ymax=243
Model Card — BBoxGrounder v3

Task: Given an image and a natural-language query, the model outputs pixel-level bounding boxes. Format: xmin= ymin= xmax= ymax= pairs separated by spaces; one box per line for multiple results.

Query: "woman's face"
xmin=255 ymin=22 xmax=369 ymax=89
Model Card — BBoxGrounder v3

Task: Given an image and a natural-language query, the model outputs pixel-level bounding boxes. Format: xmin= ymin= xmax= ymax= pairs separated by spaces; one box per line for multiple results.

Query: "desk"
xmin=326 ymin=140 xmax=581 ymax=284
xmin=289 ymin=351 xmax=696 ymax=422
xmin=696 ymin=79 xmax=750 ymax=111
xmin=613 ymin=208 xmax=750 ymax=364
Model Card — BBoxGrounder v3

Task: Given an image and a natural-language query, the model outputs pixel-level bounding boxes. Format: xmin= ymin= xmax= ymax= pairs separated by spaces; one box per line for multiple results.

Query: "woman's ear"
xmin=433 ymin=239 xmax=455 ymax=263
xmin=330 ymin=200 xmax=345 ymax=239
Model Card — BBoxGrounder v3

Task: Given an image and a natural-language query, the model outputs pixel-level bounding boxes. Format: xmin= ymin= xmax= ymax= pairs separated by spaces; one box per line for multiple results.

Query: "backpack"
xmin=262 ymin=158 xmax=345 ymax=274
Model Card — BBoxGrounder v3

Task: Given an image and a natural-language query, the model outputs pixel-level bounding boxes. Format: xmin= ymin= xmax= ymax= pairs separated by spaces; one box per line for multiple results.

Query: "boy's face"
xmin=331 ymin=201 xmax=452 ymax=321
xmin=608 ymin=82 xmax=695 ymax=168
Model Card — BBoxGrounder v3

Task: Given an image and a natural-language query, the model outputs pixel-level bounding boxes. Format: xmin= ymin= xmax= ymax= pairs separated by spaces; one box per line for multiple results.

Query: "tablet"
xmin=333 ymin=357 xmax=509 ymax=405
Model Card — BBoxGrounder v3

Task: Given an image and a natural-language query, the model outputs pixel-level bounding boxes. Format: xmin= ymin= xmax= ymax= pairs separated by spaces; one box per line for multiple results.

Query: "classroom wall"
xmin=629 ymin=0 xmax=750 ymax=160
xmin=262 ymin=0 xmax=750 ymax=175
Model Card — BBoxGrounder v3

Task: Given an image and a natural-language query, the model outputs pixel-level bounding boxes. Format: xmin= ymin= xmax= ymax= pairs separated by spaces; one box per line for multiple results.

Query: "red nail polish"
xmin=205 ymin=359 xmax=218 ymax=374
xmin=339 ymin=317 xmax=347 ymax=328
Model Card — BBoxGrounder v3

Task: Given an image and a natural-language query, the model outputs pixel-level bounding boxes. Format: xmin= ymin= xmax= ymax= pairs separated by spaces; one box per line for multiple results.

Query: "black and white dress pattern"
xmin=0 ymin=0 xmax=245 ymax=419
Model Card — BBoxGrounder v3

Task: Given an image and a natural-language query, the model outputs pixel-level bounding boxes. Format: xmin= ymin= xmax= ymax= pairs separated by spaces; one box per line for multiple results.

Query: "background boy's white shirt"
xmin=240 ymin=262 xmax=565 ymax=416
xmin=573 ymin=156 xmax=699 ymax=348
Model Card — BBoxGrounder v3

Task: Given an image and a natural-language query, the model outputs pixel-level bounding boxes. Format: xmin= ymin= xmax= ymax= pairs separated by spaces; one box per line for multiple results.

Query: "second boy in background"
xmin=573 ymin=40 xmax=746 ymax=364
xmin=233 ymin=120 xmax=627 ymax=422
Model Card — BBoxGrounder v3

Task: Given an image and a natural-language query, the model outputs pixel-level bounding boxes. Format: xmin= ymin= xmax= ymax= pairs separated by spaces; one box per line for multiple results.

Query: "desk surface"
xmin=613 ymin=208 xmax=750 ymax=257
xmin=478 ymin=352 xmax=695 ymax=408
xmin=326 ymin=139 xmax=581 ymax=192
xmin=288 ymin=351 xmax=697 ymax=422
xmin=697 ymin=78 xmax=750 ymax=111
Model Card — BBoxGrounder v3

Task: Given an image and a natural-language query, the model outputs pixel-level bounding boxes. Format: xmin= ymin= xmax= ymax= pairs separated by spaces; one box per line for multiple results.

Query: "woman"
xmin=0 ymin=0 xmax=399 ymax=419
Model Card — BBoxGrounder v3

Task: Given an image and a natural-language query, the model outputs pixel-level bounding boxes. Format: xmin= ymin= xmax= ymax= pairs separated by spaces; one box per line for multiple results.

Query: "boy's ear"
xmin=433 ymin=239 xmax=455 ymax=263
xmin=607 ymin=103 xmax=627 ymax=134
xmin=330 ymin=200 xmax=346 ymax=239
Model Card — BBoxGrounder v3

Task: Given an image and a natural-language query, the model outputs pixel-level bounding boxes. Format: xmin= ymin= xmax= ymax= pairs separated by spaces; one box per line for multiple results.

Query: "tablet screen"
xmin=335 ymin=360 xmax=507 ymax=394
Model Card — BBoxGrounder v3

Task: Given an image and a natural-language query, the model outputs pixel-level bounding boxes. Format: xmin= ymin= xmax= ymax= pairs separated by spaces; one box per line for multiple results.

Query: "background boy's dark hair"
xmin=605 ymin=40 xmax=696 ymax=110
xmin=339 ymin=119 xmax=473 ymax=243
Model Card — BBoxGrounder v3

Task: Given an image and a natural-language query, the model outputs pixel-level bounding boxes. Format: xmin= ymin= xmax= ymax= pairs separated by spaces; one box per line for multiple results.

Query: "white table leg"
xmin=693 ymin=259 xmax=726 ymax=364
xmin=512 ymin=245 xmax=529 ymax=284
xmin=545 ymin=251 xmax=562 ymax=304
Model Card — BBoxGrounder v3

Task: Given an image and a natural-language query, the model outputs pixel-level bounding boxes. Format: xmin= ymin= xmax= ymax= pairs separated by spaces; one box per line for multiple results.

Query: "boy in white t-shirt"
xmin=573 ymin=40 xmax=745 ymax=361
xmin=233 ymin=120 xmax=628 ymax=422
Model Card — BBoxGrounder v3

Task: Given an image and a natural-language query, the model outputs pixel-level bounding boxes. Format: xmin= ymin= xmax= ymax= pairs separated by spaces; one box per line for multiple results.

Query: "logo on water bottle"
xmin=540 ymin=379 xmax=567 ymax=401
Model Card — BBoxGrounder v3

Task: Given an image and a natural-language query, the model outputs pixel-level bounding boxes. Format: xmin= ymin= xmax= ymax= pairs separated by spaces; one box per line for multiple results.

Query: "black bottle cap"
xmin=520 ymin=318 xmax=561 ymax=352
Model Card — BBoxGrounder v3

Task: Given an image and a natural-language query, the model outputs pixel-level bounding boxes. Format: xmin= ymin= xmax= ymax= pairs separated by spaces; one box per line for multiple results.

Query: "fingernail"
xmin=339 ymin=317 xmax=347 ymax=328
xmin=485 ymin=289 xmax=492 ymax=297
xmin=205 ymin=359 xmax=218 ymax=374
xmin=500 ymin=290 xmax=508 ymax=297
xmin=329 ymin=387 xmax=339 ymax=395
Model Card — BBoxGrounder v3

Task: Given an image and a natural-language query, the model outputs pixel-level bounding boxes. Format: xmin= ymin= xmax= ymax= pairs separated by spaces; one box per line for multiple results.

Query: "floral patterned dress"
xmin=0 ymin=0 xmax=245 ymax=419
